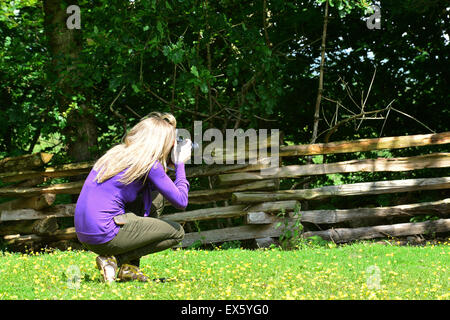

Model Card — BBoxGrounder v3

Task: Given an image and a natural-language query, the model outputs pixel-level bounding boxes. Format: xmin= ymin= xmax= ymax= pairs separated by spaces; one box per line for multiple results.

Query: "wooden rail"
xmin=0 ymin=204 xmax=76 ymax=222
xmin=0 ymin=179 xmax=278 ymax=201
xmin=232 ymin=177 xmax=450 ymax=203
xmin=179 ymin=221 xmax=296 ymax=248
xmin=297 ymin=199 xmax=450 ymax=224
xmin=279 ymin=131 xmax=450 ymax=157
xmin=162 ymin=200 xmax=298 ymax=223
xmin=302 ymin=219 xmax=450 ymax=243
xmin=217 ymin=153 xmax=450 ymax=186
xmin=0 ymin=152 xmax=53 ymax=173
xmin=0 ymin=159 xmax=272 ymax=183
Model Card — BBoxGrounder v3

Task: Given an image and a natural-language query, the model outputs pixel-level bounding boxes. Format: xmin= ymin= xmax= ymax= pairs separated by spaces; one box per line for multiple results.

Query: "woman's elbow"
xmin=174 ymin=203 xmax=188 ymax=210
xmin=174 ymin=197 xmax=188 ymax=210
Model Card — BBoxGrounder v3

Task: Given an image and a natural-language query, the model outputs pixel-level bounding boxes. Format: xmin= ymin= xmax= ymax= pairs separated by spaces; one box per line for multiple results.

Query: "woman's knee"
xmin=174 ymin=223 xmax=185 ymax=242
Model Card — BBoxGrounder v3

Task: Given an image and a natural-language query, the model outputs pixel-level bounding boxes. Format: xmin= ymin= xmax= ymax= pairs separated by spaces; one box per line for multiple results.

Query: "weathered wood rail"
xmin=217 ymin=153 xmax=450 ymax=186
xmin=0 ymin=131 xmax=449 ymax=249
xmin=232 ymin=177 xmax=450 ymax=203
xmin=278 ymin=131 xmax=450 ymax=156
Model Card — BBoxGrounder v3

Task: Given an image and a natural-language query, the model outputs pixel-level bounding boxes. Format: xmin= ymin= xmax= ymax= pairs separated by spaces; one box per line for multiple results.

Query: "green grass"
xmin=0 ymin=242 xmax=448 ymax=300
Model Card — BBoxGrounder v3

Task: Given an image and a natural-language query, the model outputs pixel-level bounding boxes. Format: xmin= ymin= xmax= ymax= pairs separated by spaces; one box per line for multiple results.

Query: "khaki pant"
xmin=82 ymin=192 xmax=184 ymax=267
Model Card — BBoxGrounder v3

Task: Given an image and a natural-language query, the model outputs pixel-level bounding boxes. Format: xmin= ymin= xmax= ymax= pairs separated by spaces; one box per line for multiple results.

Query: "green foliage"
xmin=275 ymin=203 xmax=303 ymax=249
xmin=304 ymin=235 xmax=330 ymax=247
xmin=220 ymin=240 xmax=242 ymax=250
xmin=0 ymin=0 xmax=448 ymax=162
xmin=186 ymin=239 xmax=203 ymax=250
xmin=315 ymin=0 xmax=372 ymax=17
xmin=409 ymin=215 xmax=440 ymax=223
xmin=311 ymin=155 xmax=324 ymax=164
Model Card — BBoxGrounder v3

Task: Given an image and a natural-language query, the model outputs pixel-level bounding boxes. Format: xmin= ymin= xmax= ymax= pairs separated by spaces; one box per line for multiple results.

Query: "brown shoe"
xmin=117 ymin=264 xmax=150 ymax=282
xmin=96 ymin=256 xmax=118 ymax=284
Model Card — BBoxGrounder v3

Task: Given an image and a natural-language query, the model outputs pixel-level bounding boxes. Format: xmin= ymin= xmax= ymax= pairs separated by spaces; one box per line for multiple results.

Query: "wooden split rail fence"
xmin=0 ymin=131 xmax=449 ymax=249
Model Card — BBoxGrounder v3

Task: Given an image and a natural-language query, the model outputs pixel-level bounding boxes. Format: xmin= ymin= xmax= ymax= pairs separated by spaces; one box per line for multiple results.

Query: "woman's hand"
xmin=170 ymin=138 xmax=192 ymax=164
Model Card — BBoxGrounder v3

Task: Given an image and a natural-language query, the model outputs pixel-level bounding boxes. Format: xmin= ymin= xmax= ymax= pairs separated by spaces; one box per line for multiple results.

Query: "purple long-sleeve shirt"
xmin=74 ymin=161 xmax=189 ymax=245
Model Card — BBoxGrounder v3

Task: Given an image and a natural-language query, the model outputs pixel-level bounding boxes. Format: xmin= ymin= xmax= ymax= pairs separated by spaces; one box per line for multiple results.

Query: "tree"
xmin=0 ymin=0 xmax=448 ymax=164
xmin=43 ymin=0 xmax=98 ymax=162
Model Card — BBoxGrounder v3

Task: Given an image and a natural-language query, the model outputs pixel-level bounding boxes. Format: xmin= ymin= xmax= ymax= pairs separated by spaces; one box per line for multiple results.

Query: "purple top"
xmin=74 ymin=161 xmax=189 ymax=245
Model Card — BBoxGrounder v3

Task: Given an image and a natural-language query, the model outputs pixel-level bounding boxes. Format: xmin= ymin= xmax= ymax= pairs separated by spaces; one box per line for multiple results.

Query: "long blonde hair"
xmin=93 ymin=112 xmax=177 ymax=185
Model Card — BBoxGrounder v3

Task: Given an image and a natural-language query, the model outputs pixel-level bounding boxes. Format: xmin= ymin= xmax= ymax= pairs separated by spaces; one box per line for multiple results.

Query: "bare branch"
xmin=391 ymin=107 xmax=436 ymax=134
xmin=338 ymin=75 xmax=361 ymax=111
xmin=263 ymin=0 xmax=272 ymax=48
xmin=170 ymin=64 xmax=177 ymax=114
xmin=322 ymin=96 xmax=356 ymax=116
xmin=109 ymin=85 xmax=127 ymax=135
xmin=379 ymin=106 xmax=391 ymax=137
xmin=143 ymin=83 xmax=170 ymax=105
xmin=311 ymin=0 xmax=329 ymax=144
xmin=322 ymin=105 xmax=391 ymax=143
xmin=363 ymin=67 xmax=377 ymax=109
xmin=254 ymin=114 xmax=277 ymax=122
xmin=124 ymin=105 xmax=142 ymax=119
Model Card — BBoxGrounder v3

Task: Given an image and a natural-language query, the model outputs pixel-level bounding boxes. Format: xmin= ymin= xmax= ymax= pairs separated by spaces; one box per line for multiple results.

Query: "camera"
xmin=175 ymin=129 xmax=199 ymax=151
xmin=167 ymin=130 xmax=198 ymax=169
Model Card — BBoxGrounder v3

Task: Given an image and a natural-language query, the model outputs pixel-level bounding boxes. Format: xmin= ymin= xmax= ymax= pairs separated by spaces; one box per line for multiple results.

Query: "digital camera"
xmin=175 ymin=129 xmax=199 ymax=151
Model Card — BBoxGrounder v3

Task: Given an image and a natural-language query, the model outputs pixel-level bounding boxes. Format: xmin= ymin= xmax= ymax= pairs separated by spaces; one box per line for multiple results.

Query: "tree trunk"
xmin=303 ymin=0 xmax=329 ymax=212
xmin=43 ymin=0 xmax=98 ymax=164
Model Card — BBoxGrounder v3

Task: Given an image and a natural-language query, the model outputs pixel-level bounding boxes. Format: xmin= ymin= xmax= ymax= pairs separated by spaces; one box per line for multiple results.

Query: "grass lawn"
xmin=0 ymin=241 xmax=448 ymax=300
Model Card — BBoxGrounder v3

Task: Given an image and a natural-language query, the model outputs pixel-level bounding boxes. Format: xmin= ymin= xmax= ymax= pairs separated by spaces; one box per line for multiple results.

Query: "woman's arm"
xmin=147 ymin=161 xmax=189 ymax=209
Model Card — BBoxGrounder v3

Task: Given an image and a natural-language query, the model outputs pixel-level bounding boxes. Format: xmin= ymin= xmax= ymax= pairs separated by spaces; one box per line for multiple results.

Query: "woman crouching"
xmin=74 ymin=112 xmax=191 ymax=283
